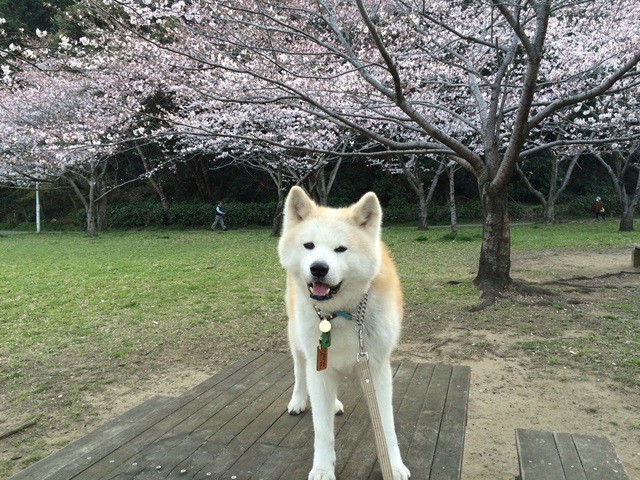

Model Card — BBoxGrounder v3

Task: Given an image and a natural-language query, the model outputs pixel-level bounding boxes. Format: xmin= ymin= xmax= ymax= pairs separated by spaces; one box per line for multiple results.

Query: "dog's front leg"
xmin=288 ymin=346 xmax=308 ymax=414
xmin=307 ymin=367 xmax=339 ymax=480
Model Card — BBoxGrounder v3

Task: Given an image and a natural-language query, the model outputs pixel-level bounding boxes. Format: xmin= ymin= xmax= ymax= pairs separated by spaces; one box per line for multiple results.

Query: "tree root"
xmin=469 ymin=279 xmax=560 ymax=312
xmin=0 ymin=418 xmax=39 ymax=440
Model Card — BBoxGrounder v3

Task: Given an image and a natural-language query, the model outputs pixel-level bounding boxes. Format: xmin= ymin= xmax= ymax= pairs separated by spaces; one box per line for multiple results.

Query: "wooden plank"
xmin=332 ymin=376 xmax=379 ymax=480
xmin=166 ymin=360 xmax=296 ymax=478
xmin=337 ymin=362 xmax=408 ymax=480
xmin=178 ymin=351 xmax=265 ymax=399
xmin=404 ymin=364 xmax=451 ymax=478
xmin=572 ymin=434 xmax=630 ymax=480
xmin=516 ymin=429 xmax=566 ymax=480
xmin=552 ymin=432 xmax=588 ymax=480
xmin=366 ymin=361 xmax=423 ymax=480
xmin=242 ymin=372 xmax=367 ymax=480
xmin=21 ymin=352 xmax=269 ymax=480
xmin=393 ymin=362 xmax=434 ymax=457
xmin=8 ymin=395 xmax=176 ymax=480
xmin=250 ymin=372 xmax=363 ymax=480
xmin=75 ymin=352 xmax=284 ymax=479
xmin=430 ymin=365 xmax=470 ymax=480
xmin=516 ymin=430 xmax=630 ymax=480
xmin=92 ymin=352 xmax=289 ymax=479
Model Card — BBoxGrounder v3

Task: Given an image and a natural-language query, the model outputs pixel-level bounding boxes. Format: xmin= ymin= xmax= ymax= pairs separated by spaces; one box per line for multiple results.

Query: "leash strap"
xmin=358 ymin=358 xmax=394 ymax=480
xmin=355 ymin=294 xmax=394 ymax=480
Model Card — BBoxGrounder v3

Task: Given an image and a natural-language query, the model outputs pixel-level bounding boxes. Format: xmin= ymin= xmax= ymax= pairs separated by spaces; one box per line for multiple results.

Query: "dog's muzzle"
xmin=308 ymin=281 xmax=342 ymax=301
xmin=308 ymin=262 xmax=341 ymax=300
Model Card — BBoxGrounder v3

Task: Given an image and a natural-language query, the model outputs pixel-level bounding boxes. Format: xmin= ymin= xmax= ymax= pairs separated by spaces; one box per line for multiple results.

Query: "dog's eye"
xmin=304 ymin=242 xmax=315 ymax=250
xmin=334 ymin=246 xmax=347 ymax=253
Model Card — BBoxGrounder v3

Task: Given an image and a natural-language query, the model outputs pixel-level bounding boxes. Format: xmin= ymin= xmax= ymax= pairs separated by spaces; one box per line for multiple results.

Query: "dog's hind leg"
xmin=287 ymin=346 xmax=309 ymax=414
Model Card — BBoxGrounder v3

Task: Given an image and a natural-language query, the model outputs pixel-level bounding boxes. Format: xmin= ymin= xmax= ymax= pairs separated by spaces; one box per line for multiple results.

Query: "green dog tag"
xmin=319 ymin=331 xmax=331 ymax=349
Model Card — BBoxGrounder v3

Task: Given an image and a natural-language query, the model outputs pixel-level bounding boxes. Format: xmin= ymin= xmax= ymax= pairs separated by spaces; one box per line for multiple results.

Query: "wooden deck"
xmin=515 ymin=429 xmax=630 ymax=480
xmin=10 ymin=352 xmax=470 ymax=480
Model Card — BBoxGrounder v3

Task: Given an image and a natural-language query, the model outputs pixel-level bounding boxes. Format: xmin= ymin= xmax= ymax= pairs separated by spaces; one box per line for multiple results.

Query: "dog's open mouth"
xmin=308 ymin=281 xmax=342 ymax=301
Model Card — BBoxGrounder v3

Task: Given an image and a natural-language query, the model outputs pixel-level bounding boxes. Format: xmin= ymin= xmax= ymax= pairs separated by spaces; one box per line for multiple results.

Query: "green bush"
xmin=168 ymin=202 xmax=210 ymax=227
xmin=226 ymin=202 xmax=278 ymax=226
xmin=457 ymin=199 xmax=483 ymax=220
xmin=383 ymin=198 xmax=417 ymax=224
xmin=508 ymin=201 xmax=525 ymax=220
xmin=109 ymin=201 xmax=169 ymax=228
xmin=106 ymin=201 xmax=280 ymax=228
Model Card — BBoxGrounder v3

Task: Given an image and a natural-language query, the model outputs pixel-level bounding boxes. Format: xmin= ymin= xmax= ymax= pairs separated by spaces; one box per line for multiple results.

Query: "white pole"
xmin=36 ymin=182 xmax=41 ymax=233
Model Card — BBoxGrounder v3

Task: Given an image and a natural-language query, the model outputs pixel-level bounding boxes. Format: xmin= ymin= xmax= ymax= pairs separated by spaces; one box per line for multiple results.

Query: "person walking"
xmin=211 ymin=201 xmax=227 ymax=231
xmin=593 ymin=196 xmax=605 ymax=220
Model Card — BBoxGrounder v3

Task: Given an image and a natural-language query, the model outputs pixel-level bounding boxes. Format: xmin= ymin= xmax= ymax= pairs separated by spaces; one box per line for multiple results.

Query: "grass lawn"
xmin=0 ymin=221 xmax=638 ymax=476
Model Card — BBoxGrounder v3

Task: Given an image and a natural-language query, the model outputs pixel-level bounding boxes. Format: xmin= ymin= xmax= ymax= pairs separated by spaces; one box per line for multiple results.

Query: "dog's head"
xmin=278 ymin=186 xmax=382 ymax=308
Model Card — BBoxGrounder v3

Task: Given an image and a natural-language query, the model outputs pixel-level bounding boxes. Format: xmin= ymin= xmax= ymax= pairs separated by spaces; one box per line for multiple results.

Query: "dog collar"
xmin=313 ymin=308 xmax=353 ymax=321
xmin=315 ymin=293 xmax=369 ymax=370
xmin=313 ymin=292 xmax=369 ymax=324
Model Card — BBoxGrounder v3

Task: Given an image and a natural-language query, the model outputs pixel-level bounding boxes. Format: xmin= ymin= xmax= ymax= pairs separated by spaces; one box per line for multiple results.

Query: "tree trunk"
xmin=399 ymin=155 xmax=445 ymax=231
xmin=194 ymin=158 xmax=215 ymax=201
xmin=542 ymin=202 xmax=553 ymax=224
xmin=271 ymin=160 xmax=285 ymax=236
xmin=86 ymin=205 xmax=97 ymax=236
xmin=448 ymin=164 xmax=457 ymax=235
xmin=473 ymin=185 xmax=511 ymax=295
xmin=618 ymin=192 xmax=635 ymax=231
xmin=619 ymin=211 xmax=634 ymax=231
xmin=85 ymin=179 xmax=97 ymax=237
xmin=315 ymin=166 xmax=328 ymax=205
xmin=271 ymin=198 xmax=284 ymax=236
xmin=137 ymin=146 xmax=170 ymax=210
xmin=66 ymin=175 xmax=98 ymax=237
xmin=417 ymin=191 xmax=428 ymax=230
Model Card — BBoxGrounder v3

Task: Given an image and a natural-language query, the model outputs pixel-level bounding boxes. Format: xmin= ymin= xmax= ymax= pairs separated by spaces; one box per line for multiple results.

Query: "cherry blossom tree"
xmin=372 ymin=153 xmax=446 ymax=230
xmin=0 ymin=56 xmax=161 ymax=234
xmin=0 ymin=15 xmax=180 ymax=234
xmin=594 ymin=142 xmax=640 ymax=231
xmin=586 ymin=91 xmax=640 ymax=231
xmin=0 ymin=71 xmax=116 ymax=235
xmin=156 ymin=93 xmax=350 ymax=232
xmin=516 ymin=150 xmax=582 ymax=224
xmin=94 ymin=0 xmax=638 ymax=298
xmin=9 ymin=1 xmax=639 ymax=297
xmin=517 ymin=83 xmax=640 ymax=225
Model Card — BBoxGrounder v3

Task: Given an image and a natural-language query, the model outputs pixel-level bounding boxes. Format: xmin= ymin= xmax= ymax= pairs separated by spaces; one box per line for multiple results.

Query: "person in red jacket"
xmin=593 ymin=197 xmax=605 ymax=220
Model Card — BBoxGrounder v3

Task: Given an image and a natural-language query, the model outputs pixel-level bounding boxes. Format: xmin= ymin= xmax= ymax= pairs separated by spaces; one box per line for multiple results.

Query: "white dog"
xmin=278 ymin=186 xmax=410 ymax=480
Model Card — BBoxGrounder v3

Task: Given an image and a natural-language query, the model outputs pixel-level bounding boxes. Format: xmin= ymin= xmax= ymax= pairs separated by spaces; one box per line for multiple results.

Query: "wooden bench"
xmin=515 ymin=428 xmax=629 ymax=480
xmin=10 ymin=352 xmax=470 ymax=479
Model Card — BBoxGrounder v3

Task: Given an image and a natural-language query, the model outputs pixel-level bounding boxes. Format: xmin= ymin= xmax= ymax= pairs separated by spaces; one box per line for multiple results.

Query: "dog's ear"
xmin=283 ymin=186 xmax=316 ymax=229
xmin=349 ymin=192 xmax=382 ymax=234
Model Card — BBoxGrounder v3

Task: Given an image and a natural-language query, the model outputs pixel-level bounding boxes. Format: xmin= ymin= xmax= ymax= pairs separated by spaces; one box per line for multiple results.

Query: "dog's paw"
xmin=334 ymin=399 xmax=344 ymax=415
xmin=308 ymin=467 xmax=336 ymax=480
xmin=392 ymin=463 xmax=411 ymax=480
xmin=287 ymin=396 xmax=307 ymax=415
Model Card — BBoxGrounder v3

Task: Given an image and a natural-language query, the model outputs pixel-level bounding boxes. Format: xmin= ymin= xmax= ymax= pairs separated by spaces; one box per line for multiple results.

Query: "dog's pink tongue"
xmin=312 ymin=282 xmax=331 ymax=297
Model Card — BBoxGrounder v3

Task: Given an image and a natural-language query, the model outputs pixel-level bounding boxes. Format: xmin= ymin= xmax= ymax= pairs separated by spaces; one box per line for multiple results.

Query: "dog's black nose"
xmin=310 ymin=262 xmax=329 ymax=278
